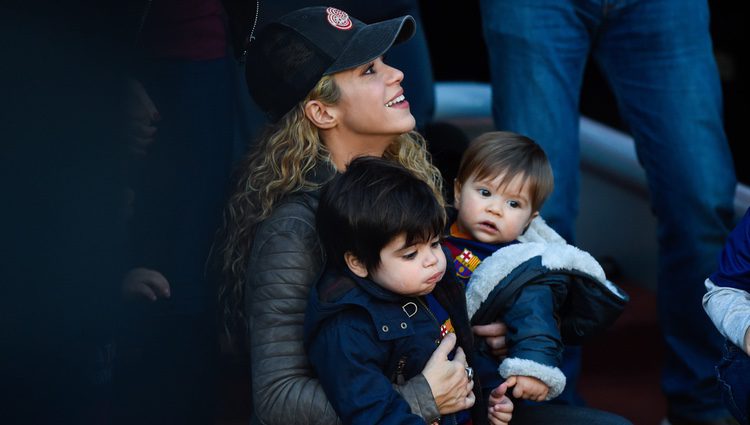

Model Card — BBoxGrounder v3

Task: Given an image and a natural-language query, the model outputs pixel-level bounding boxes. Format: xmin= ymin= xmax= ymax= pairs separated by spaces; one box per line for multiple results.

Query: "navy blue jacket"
xmin=304 ymin=262 xmax=486 ymax=425
xmin=451 ymin=215 xmax=629 ymax=399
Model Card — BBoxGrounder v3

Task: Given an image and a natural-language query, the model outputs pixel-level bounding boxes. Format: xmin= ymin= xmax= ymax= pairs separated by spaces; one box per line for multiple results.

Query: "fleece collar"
xmin=465 ymin=216 xmax=626 ymax=320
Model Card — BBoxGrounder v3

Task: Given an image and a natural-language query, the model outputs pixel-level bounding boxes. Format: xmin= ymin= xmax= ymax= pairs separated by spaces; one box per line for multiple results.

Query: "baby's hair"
xmin=456 ymin=131 xmax=553 ymax=212
xmin=317 ymin=156 xmax=446 ymax=273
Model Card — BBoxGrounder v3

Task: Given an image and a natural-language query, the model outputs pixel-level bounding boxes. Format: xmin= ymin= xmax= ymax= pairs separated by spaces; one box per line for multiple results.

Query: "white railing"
xmin=435 ymin=81 xmax=749 ymax=218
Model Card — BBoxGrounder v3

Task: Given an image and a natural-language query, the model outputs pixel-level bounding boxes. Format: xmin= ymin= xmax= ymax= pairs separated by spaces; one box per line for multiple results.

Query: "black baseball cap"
xmin=245 ymin=6 xmax=416 ymax=122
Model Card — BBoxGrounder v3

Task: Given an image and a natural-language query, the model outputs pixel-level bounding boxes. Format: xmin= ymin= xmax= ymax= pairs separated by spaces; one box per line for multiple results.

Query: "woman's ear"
xmin=344 ymin=252 xmax=368 ymax=278
xmin=304 ymin=99 xmax=337 ymax=129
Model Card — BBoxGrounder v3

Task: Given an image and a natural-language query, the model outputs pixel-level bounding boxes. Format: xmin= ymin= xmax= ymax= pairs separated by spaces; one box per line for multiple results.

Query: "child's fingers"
xmin=489 ymin=394 xmax=513 ymax=412
xmin=488 ymin=382 xmax=508 ymax=404
xmin=512 ymin=383 xmax=525 ymax=399
xmin=472 ymin=322 xmax=509 ymax=358
xmin=488 ymin=399 xmax=514 ymax=425
xmin=488 ymin=408 xmax=513 ymax=425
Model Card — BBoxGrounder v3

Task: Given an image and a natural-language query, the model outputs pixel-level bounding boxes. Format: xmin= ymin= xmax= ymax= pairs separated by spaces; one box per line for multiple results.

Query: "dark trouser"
xmin=717 ymin=341 xmax=750 ymax=425
xmin=513 ymin=403 xmax=632 ymax=425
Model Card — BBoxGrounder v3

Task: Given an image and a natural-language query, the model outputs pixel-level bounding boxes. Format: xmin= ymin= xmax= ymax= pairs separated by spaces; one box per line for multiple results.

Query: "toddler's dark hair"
xmin=317 ymin=156 xmax=446 ymax=272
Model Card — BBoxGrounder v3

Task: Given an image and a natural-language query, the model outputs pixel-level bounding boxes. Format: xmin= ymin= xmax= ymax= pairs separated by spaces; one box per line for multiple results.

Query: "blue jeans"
xmin=480 ymin=0 xmax=736 ymax=419
xmin=717 ymin=341 xmax=750 ymax=424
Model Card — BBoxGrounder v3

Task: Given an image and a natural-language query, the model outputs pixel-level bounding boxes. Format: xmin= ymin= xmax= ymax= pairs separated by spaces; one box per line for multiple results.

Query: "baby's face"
xmin=453 ymin=173 xmax=538 ymax=244
xmin=368 ymin=233 xmax=446 ymax=297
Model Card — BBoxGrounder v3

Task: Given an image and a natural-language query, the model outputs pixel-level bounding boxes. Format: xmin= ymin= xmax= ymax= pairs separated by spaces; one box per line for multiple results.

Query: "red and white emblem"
xmin=326 ymin=7 xmax=353 ymax=30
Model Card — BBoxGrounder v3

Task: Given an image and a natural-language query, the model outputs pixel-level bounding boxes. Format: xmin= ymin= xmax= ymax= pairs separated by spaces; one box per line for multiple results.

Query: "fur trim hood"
xmin=465 ymin=217 xmax=628 ymax=400
xmin=466 ymin=216 xmax=627 ymax=321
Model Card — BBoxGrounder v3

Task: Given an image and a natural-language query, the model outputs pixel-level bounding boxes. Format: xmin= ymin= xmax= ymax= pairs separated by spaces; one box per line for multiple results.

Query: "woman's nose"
xmin=384 ymin=63 xmax=404 ymax=84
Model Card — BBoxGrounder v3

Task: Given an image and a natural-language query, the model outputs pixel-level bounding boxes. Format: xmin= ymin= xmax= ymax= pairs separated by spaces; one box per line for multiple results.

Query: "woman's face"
xmin=330 ymin=57 xmax=416 ymax=143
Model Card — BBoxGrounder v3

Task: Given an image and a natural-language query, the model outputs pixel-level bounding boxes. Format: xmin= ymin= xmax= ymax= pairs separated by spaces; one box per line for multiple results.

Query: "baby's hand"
xmin=487 ymin=381 xmax=513 ymax=425
xmin=472 ymin=322 xmax=509 ymax=359
xmin=122 ymin=267 xmax=171 ymax=302
xmin=744 ymin=325 xmax=750 ymax=356
xmin=504 ymin=375 xmax=550 ymax=401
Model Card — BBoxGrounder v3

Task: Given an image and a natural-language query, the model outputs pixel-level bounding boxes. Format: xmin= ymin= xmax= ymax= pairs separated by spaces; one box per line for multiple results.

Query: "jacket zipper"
xmin=240 ymin=0 xmax=260 ymax=62
xmin=415 ymin=297 xmax=443 ymax=343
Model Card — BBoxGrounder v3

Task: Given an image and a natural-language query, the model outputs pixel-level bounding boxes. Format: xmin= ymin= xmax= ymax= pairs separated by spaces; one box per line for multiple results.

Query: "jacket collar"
xmin=308 ymin=160 xmax=337 ymax=187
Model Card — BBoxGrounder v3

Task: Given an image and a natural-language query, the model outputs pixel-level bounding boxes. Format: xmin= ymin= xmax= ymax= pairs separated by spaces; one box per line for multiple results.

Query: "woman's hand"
xmin=487 ymin=382 xmax=514 ymax=425
xmin=421 ymin=333 xmax=475 ymax=414
xmin=472 ymin=322 xmax=509 ymax=358
xmin=122 ymin=267 xmax=171 ymax=302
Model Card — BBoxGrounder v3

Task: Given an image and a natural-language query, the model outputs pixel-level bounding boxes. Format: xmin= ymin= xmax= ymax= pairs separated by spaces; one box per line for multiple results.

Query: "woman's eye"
xmin=364 ymin=63 xmax=375 ymax=75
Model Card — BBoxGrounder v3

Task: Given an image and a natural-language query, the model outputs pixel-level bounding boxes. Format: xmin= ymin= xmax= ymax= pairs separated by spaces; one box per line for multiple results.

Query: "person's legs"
xmin=593 ymin=0 xmax=737 ymax=420
xmin=480 ymin=0 xmax=594 ymax=245
xmin=717 ymin=341 xmax=750 ymax=425
xmin=513 ymin=403 xmax=632 ymax=425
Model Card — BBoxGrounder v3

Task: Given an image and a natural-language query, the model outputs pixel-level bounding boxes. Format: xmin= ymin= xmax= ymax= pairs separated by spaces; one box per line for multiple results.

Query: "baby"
xmin=444 ymin=131 xmax=628 ymax=401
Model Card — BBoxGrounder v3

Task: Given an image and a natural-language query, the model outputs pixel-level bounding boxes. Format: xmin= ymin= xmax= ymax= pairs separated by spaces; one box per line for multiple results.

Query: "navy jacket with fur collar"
xmin=449 ymin=216 xmax=629 ymax=399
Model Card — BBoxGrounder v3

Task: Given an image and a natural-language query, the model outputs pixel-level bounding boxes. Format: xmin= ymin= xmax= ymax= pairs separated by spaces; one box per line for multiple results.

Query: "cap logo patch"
xmin=326 ymin=7 xmax=353 ymax=30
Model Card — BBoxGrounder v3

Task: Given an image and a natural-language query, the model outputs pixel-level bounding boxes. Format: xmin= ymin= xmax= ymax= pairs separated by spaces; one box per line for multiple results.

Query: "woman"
xmin=219 ymin=6 xmax=629 ymax=425
xmin=219 ymin=7 xmax=481 ymax=424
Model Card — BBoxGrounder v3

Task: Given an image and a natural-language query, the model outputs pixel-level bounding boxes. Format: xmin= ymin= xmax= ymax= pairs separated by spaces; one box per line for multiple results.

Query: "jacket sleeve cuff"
xmin=498 ymin=357 xmax=566 ymax=400
xmin=704 ymin=278 xmax=750 ymax=350
xmin=394 ymin=373 xmax=440 ymax=423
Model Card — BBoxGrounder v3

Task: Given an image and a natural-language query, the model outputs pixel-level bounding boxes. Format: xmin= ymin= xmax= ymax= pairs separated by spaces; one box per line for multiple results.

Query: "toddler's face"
xmin=367 ymin=233 xmax=446 ymax=297
xmin=453 ymin=173 xmax=538 ymax=244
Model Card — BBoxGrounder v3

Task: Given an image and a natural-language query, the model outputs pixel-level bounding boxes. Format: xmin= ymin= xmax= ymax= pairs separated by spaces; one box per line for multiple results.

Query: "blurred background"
xmin=1 ymin=1 xmax=745 ymax=425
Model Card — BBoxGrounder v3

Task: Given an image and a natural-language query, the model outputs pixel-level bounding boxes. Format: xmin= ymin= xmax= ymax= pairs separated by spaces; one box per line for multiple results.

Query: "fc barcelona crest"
xmin=454 ymin=248 xmax=480 ymax=279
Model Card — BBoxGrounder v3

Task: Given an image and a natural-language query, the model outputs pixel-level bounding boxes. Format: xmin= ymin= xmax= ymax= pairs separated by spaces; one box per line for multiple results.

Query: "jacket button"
xmin=400 ymin=322 xmax=407 ymax=329
xmin=382 ymin=325 xmax=389 ymax=332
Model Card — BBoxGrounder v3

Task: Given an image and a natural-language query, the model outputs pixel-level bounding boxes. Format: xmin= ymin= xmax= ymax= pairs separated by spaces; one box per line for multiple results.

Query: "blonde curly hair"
xmin=218 ymin=75 xmax=444 ymax=341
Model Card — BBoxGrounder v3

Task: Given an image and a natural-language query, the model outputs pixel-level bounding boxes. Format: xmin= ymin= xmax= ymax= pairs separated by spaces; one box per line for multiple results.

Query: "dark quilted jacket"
xmin=243 ymin=163 xmax=439 ymax=425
